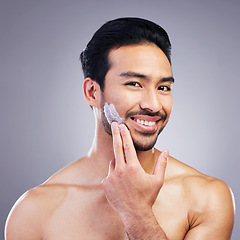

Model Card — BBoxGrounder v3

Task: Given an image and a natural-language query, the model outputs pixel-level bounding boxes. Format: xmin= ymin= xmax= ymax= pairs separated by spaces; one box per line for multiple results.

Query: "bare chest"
xmin=42 ymin=188 xmax=189 ymax=240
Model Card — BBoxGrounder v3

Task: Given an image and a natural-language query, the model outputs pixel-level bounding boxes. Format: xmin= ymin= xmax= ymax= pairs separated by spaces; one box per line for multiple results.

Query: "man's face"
xmin=100 ymin=43 xmax=173 ymax=151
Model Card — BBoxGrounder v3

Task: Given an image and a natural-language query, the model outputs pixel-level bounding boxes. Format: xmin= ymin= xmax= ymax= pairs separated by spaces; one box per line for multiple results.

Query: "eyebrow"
xmin=119 ymin=71 xmax=175 ymax=83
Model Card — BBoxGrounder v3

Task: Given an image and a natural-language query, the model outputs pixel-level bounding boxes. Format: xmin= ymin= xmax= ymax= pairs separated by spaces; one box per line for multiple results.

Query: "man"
xmin=5 ymin=17 xmax=235 ymax=239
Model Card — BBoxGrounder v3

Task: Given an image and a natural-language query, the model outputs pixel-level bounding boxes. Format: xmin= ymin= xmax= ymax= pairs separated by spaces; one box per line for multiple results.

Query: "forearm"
xmin=121 ymin=208 xmax=168 ymax=240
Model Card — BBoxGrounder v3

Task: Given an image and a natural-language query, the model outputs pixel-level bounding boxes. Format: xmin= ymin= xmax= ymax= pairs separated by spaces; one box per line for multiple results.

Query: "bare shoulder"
xmin=167 ymin=155 xmax=234 ymax=198
xmin=166 ymin=155 xmax=235 ymax=208
xmin=165 ymin=155 xmax=235 ymax=238
xmin=5 ymin=183 xmax=68 ymax=240
xmin=5 ymin=156 xmax=102 ymax=240
xmin=5 ymin=157 xmax=88 ymax=240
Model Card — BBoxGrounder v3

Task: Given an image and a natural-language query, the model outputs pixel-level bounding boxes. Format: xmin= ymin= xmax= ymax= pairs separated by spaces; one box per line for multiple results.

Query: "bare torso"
xmin=7 ymin=150 xmax=228 ymax=240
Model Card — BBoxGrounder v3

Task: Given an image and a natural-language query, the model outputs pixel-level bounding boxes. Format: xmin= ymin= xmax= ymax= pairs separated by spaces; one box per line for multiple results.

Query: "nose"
xmin=140 ymin=89 xmax=162 ymax=113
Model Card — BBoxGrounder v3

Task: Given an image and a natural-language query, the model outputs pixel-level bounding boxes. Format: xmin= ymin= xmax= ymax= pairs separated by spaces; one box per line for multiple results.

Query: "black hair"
xmin=80 ymin=17 xmax=171 ymax=90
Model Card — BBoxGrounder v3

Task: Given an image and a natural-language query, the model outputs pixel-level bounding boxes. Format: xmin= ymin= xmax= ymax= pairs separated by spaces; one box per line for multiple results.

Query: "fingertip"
xmin=163 ymin=150 xmax=169 ymax=160
xmin=118 ymin=123 xmax=131 ymax=135
xmin=153 ymin=150 xmax=169 ymax=176
xmin=111 ymin=121 xmax=118 ymax=128
xmin=111 ymin=121 xmax=119 ymax=133
xmin=158 ymin=150 xmax=169 ymax=169
xmin=117 ymin=125 xmax=123 ymax=136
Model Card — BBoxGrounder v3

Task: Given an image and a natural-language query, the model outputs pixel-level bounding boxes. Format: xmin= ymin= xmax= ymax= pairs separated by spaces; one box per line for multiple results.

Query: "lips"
xmin=130 ymin=115 xmax=161 ymax=132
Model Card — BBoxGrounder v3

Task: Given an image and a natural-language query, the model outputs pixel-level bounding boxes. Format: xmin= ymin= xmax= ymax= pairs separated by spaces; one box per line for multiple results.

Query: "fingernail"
xmin=164 ymin=151 xmax=169 ymax=159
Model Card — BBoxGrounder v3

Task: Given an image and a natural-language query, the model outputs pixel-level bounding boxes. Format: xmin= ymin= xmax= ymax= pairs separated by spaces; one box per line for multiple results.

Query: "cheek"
xmin=162 ymin=97 xmax=173 ymax=115
xmin=110 ymin=95 xmax=140 ymax=118
xmin=112 ymin=91 xmax=140 ymax=107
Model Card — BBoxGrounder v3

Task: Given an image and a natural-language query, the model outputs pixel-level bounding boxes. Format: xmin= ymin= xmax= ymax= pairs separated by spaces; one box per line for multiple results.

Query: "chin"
xmin=134 ymin=144 xmax=156 ymax=151
xmin=132 ymin=137 xmax=158 ymax=151
xmin=131 ymin=125 xmax=166 ymax=151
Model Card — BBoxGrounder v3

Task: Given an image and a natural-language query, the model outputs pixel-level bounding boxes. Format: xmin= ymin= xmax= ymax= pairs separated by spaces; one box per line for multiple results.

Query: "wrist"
xmin=119 ymin=207 xmax=168 ymax=240
xmin=120 ymin=206 xmax=154 ymax=230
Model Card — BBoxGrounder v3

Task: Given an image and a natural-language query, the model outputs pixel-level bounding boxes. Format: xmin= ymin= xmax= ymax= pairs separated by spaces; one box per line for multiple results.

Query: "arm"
xmin=101 ymin=122 xmax=169 ymax=239
xmin=5 ymin=191 xmax=43 ymax=240
xmin=184 ymin=179 xmax=235 ymax=240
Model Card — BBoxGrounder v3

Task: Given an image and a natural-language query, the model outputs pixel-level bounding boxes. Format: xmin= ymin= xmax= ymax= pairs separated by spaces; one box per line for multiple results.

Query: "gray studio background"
xmin=1 ymin=0 xmax=239 ymax=239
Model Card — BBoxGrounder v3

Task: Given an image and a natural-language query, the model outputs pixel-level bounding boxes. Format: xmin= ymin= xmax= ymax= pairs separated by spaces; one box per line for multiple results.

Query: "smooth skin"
xmin=5 ymin=44 xmax=235 ymax=239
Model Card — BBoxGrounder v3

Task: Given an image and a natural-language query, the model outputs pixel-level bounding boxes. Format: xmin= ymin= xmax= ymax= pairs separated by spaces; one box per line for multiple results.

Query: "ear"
xmin=83 ymin=77 xmax=101 ymax=107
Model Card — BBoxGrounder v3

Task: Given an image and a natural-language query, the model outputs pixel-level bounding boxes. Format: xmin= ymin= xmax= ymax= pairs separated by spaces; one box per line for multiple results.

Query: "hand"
xmin=101 ymin=122 xmax=169 ymax=219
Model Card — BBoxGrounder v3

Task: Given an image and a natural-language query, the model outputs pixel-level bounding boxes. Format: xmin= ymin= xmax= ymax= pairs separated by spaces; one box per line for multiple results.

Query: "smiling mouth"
xmin=130 ymin=116 xmax=161 ymax=128
xmin=135 ymin=118 xmax=157 ymax=126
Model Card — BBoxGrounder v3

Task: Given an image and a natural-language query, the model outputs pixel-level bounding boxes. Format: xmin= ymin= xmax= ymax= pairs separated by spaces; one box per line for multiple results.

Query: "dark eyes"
xmin=158 ymin=85 xmax=172 ymax=92
xmin=125 ymin=82 xmax=141 ymax=87
xmin=125 ymin=82 xmax=171 ymax=92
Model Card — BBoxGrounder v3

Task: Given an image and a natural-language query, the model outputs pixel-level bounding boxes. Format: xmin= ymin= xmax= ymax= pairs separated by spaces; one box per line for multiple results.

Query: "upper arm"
xmin=5 ymin=191 xmax=43 ymax=240
xmin=184 ymin=179 xmax=235 ymax=240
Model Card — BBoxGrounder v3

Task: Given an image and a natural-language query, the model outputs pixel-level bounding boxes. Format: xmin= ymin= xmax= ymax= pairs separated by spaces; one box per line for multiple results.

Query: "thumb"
xmin=153 ymin=150 xmax=169 ymax=179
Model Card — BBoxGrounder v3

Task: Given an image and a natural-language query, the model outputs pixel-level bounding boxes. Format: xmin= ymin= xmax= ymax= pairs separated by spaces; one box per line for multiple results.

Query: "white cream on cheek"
xmin=104 ymin=102 xmax=124 ymax=125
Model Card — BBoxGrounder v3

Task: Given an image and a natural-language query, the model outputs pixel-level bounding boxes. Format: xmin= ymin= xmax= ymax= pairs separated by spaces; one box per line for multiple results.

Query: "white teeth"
xmin=149 ymin=121 xmax=155 ymax=126
xmin=136 ymin=119 xmax=155 ymax=126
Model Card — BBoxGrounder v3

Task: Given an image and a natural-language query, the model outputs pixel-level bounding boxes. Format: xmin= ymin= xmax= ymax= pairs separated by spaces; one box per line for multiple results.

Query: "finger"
xmin=111 ymin=122 xmax=125 ymax=169
xmin=153 ymin=150 xmax=169 ymax=180
xmin=118 ymin=124 xmax=139 ymax=166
